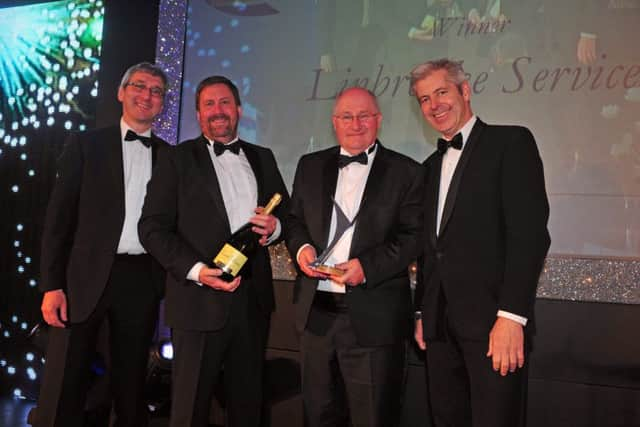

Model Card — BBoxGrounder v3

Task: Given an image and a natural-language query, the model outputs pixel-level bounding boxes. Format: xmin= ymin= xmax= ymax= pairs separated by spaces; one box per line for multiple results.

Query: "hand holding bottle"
xmin=213 ymin=193 xmax=282 ymax=281
xmin=198 ymin=265 xmax=242 ymax=292
xmin=250 ymin=206 xmax=278 ymax=246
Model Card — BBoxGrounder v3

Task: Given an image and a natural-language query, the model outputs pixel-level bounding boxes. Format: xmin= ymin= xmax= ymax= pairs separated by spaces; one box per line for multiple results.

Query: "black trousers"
xmin=301 ymin=293 xmax=406 ymax=427
xmin=35 ymin=254 xmax=160 ymax=427
xmin=169 ymin=280 xmax=269 ymax=427
xmin=425 ymin=313 xmax=529 ymax=427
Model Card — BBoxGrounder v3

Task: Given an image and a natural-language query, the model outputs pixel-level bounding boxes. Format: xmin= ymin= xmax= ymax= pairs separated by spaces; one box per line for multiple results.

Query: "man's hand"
xmin=41 ymin=289 xmax=68 ymax=328
xmin=250 ymin=207 xmax=278 ymax=246
xmin=487 ymin=317 xmax=525 ymax=376
xmin=331 ymin=258 xmax=365 ymax=286
xmin=414 ymin=319 xmax=427 ymax=350
xmin=577 ymin=35 xmax=597 ymax=65
xmin=297 ymin=245 xmax=329 ymax=279
xmin=198 ymin=266 xmax=241 ymax=292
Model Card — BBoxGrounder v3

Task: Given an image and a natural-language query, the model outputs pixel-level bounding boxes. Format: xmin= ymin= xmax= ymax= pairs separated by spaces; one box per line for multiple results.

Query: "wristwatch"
xmin=414 ymin=311 xmax=422 ymax=320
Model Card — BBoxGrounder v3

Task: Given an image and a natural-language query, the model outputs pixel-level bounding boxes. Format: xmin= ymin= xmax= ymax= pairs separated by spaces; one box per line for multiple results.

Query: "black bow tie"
xmin=124 ymin=129 xmax=153 ymax=148
xmin=338 ymin=151 xmax=368 ymax=168
xmin=213 ymin=141 xmax=240 ymax=156
xmin=437 ymin=133 xmax=463 ymax=155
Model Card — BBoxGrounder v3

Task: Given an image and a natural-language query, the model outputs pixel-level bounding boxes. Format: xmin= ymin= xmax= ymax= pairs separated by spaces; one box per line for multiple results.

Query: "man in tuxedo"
xmin=138 ymin=75 xmax=289 ymax=427
xmin=411 ymin=58 xmax=550 ymax=427
xmin=37 ymin=62 xmax=169 ymax=427
xmin=286 ymin=87 xmax=424 ymax=427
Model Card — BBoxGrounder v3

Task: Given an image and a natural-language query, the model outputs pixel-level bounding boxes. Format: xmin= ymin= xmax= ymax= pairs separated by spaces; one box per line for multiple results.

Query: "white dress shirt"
xmin=116 ymin=118 xmax=152 ymax=255
xmin=436 ymin=116 xmax=527 ymax=326
xmin=187 ymin=136 xmax=281 ymax=283
xmin=316 ymin=143 xmax=377 ymax=293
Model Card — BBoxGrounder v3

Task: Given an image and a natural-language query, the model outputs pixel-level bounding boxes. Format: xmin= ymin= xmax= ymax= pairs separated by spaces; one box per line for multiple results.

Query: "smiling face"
xmin=413 ymin=68 xmax=473 ymax=139
xmin=196 ymin=83 xmax=242 ymax=143
xmin=117 ymin=71 xmax=165 ymax=132
xmin=332 ymin=87 xmax=382 ymax=155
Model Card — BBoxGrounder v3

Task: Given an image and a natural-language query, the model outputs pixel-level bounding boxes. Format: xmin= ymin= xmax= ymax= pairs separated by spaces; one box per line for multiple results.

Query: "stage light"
xmin=27 ymin=367 xmax=37 ymax=380
xmin=160 ymin=341 xmax=173 ymax=360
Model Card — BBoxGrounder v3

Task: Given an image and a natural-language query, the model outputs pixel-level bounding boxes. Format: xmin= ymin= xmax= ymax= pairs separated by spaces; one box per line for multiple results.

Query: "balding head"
xmin=332 ymin=87 xmax=382 ymax=155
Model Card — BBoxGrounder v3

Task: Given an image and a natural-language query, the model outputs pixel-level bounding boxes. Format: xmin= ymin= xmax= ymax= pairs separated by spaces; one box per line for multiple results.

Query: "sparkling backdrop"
xmin=154 ymin=0 xmax=188 ymax=145
xmin=0 ymin=0 xmax=105 ymax=399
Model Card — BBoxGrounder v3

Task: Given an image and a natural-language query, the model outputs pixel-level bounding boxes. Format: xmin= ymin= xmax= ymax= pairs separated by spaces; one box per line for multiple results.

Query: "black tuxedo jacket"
xmin=40 ymin=125 xmax=166 ymax=323
xmin=285 ymin=143 xmax=424 ymax=346
xmin=138 ymin=136 xmax=289 ymax=331
xmin=415 ymin=119 xmax=550 ymax=341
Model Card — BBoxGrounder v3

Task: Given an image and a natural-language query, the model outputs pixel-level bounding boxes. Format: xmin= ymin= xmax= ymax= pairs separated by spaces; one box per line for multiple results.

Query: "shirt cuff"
xmin=265 ymin=218 xmax=282 ymax=245
xmin=580 ymin=32 xmax=597 ymax=39
xmin=497 ymin=310 xmax=528 ymax=326
xmin=296 ymin=243 xmax=314 ymax=264
xmin=187 ymin=262 xmax=206 ymax=287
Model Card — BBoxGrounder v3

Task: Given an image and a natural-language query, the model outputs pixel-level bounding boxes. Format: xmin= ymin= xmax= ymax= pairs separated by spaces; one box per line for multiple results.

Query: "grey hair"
xmin=119 ymin=62 xmax=169 ymax=92
xmin=410 ymin=58 xmax=467 ymax=91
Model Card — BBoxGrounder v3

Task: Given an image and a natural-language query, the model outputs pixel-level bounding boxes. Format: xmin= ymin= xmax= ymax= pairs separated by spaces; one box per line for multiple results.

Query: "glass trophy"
xmin=310 ymin=198 xmax=359 ymax=277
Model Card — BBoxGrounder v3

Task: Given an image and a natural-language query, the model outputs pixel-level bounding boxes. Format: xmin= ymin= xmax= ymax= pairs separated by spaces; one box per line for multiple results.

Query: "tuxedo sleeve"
xmin=138 ymin=147 xmax=202 ymax=282
xmin=357 ymin=162 xmax=425 ymax=289
xmin=413 ymin=159 xmax=431 ymax=311
xmin=499 ymin=127 xmax=550 ymax=317
xmin=285 ymin=156 xmax=314 ymax=258
xmin=40 ymin=132 xmax=83 ymax=293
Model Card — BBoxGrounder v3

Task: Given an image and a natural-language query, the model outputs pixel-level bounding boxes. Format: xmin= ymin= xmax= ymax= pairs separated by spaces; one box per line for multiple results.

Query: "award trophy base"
xmin=312 ymin=263 xmax=345 ymax=276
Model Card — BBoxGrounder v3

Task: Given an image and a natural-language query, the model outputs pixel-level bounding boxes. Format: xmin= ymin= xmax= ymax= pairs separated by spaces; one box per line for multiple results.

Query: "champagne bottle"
xmin=212 ymin=193 xmax=282 ymax=281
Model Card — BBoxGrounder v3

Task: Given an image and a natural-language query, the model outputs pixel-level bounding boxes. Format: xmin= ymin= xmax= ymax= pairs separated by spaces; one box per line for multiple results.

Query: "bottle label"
xmin=213 ymin=244 xmax=248 ymax=277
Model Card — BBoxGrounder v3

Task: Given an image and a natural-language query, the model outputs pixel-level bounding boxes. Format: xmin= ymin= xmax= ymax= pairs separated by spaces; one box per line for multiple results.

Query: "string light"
xmin=1 ymin=0 xmax=104 ymax=400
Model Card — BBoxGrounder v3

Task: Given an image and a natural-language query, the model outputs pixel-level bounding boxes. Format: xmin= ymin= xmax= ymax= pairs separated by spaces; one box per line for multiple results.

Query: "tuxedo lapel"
xmin=321 ymin=148 xmax=340 ymax=248
xmin=150 ymin=133 xmax=164 ymax=166
xmin=350 ymin=143 xmax=388 ymax=256
xmin=438 ymin=119 xmax=485 ymax=237
xmin=192 ymin=136 xmax=231 ymax=234
xmin=104 ymin=126 xmax=125 ymax=218
xmin=427 ymin=155 xmax=442 ymax=248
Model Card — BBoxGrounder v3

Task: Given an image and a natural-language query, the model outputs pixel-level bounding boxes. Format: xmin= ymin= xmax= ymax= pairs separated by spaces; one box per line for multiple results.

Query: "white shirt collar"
xmin=451 ymin=115 xmax=477 ymax=148
xmin=120 ymin=118 xmax=152 ymax=141
xmin=339 ymin=140 xmax=377 ymax=159
xmin=204 ymin=135 xmax=240 ymax=145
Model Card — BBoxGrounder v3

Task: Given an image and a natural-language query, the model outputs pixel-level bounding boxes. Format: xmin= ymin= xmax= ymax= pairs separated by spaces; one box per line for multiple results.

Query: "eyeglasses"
xmin=333 ymin=113 xmax=378 ymax=125
xmin=125 ymin=81 xmax=165 ymax=98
